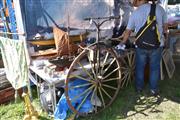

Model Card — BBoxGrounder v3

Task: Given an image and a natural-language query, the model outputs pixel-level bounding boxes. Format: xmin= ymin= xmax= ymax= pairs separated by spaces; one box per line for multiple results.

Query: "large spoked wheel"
xmin=119 ymin=49 xmax=135 ymax=88
xmin=65 ymin=43 xmax=122 ymax=116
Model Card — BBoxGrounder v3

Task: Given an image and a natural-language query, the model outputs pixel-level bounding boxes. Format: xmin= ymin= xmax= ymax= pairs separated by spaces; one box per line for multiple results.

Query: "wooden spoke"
xmin=132 ymin=53 xmax=135 ymax=67
xmin=121 ymin=66 xmax=129 ymax=70
xmin=98 ymin=87 xmax=105 ymax=108
xmin=77 ymin=90 xmax=92 ymax=111
xmin=121 ymin=57 xmax=128 ymax=66
xmin=120 ymin=73 xmax=129 ymax=87
xmin=101 ymin=87 xmax=112 ymax=99
xmin=103 ymin=67 xmax=120 ymax=80
xmin=101 ymin=52 xmax=109 ymax=74
xmin=77 ymin=61 xmax=95 ymax=81
xmin=102 ymin=84 xmax=118 ymax=90
xmin=69 ymin=74 xmax=96 ymax=84
xmin=102 ymin=77 xmax=120 ymax=82
xmin=69 ymin=83 xmax=93 ymax=90
xmin=127 ymin=52 xmax=132 ymax=67
xmin=120 ymin=69 xmax=129 ymax=75
xmin=71 ymin=85 xmax=94 ymax=102
xmin=93 ymin=49 xmax=99 ymax=75
xmin=87 ymin=53 xmax=97 ymax=79
xmin=94 ymin=87 xmax=98 ymax=113
xmin=90 ymin=86 xmax=97 ymax=104
xmin=125 ymin=73 xmax=130 ymax=87
xmin=102 ymin=58 xmax=116 ymax=75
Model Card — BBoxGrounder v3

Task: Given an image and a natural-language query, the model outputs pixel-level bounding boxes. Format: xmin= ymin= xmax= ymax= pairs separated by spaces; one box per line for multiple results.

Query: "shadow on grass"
xmin=39 ymin=116 xmax=52 ymax=120
xmin=79 ymin=61 xmax=180 ymax=120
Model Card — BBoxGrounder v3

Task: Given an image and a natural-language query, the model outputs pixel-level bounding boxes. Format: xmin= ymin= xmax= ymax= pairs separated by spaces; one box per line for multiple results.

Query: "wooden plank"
xmin=0 ymin=87 xmax=15 ymax=104
xmin=162 ymin=49 xmax=175 ymax=79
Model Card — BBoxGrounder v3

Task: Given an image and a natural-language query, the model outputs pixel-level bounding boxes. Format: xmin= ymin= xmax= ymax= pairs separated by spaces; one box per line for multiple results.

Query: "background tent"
xmin=19 ymin=0 xmax=133 ymax=40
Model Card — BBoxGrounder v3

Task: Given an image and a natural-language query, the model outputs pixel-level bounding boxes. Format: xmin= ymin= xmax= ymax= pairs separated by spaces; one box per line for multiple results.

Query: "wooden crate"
xmin=0 ymin=60 xmax=4 ymax=68
xmin=0 ymin=68 xmax=11 ymax=91
xmin=0 ymin=87 xmax=15 ymax=104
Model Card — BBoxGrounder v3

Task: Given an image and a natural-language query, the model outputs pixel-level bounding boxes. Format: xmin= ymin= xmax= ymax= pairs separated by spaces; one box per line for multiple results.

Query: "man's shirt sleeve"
xmin=160 ymin=6 xmax=168 ymax=24
xmin=126 ymin=12 xmax=135 ymax=30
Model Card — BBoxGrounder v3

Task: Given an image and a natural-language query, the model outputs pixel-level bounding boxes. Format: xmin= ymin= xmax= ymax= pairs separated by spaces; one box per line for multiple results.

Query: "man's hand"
xmin=163 ymin=23 xmax=169 ymax=40
xmin=164 ymin=31 xmax=169 ymax=48
xmin=122 ymin=29 xmax=132 ymax=44
xmin=116 ymin=43 xmax=126 ymax=50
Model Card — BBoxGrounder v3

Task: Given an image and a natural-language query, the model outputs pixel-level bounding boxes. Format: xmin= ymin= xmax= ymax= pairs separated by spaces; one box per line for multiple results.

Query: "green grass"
xmin=0 ymin=62 xmax=180 ymax=120
xmin=0 ymin=102 xmax=24 ymax=120
xmin=79 ymin=61 xmax=180 ymax=120
xmin=0 ymin=98 xmax=52 ymax=120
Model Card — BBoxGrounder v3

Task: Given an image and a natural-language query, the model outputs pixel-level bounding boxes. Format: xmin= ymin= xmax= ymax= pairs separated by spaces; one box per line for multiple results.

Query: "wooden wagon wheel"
xmin=65 ymin=44 xmax=122 ymax=116
xmin=119 ymin=49 xmax=135 ymax=88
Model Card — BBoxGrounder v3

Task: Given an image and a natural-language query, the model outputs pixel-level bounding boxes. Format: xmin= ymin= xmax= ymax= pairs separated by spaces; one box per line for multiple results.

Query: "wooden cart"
xmin=63 ymin=16 xmax=135 ymax=116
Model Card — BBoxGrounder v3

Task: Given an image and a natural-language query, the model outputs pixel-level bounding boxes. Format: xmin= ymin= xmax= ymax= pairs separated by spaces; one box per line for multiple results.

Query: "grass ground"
xmin=0 ymin=61 xmax=180 ymax=120
xmin=79 ymin=61 xmax=180 ymax=120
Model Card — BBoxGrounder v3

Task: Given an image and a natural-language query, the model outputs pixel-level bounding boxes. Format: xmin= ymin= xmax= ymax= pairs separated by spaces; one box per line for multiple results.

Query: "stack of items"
xmin=0 ymin=68 xmax=15 ymax=104
xmin=43 ymin=60 xmax=69 ymax=81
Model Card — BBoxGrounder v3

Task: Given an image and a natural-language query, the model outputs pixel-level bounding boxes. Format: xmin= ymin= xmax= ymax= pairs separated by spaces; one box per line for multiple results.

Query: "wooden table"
xmin=29 ymin=60 xmax=66 ymax=113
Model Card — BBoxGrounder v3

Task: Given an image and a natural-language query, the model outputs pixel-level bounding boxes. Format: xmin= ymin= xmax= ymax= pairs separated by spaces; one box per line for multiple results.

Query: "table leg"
xmin=35 ymin=73 xmax=40 ymax=100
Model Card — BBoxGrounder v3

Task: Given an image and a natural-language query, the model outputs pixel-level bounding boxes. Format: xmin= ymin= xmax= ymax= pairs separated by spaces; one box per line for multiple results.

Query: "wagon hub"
xmin=97 ymin=75 xmax=102 ymax=79
xmin=96 ymin=75 xmax=103 ymax=87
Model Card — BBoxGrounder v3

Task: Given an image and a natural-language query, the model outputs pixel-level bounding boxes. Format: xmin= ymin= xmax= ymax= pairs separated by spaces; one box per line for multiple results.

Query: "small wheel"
xmin=119 ymin=49 xmax=135 ymax=88
xmin=65 ymin=44 xmax=121 ymax=116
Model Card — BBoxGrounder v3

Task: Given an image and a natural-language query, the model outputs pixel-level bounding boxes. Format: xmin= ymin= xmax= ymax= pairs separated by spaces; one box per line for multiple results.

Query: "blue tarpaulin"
xmin=54 ymin=79 xmax=93 ymax=120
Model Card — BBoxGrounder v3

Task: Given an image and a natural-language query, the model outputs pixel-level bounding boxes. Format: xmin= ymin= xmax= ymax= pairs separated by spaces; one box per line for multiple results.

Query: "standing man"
xmin=121 ymin=0 xmax=168 ymax=96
